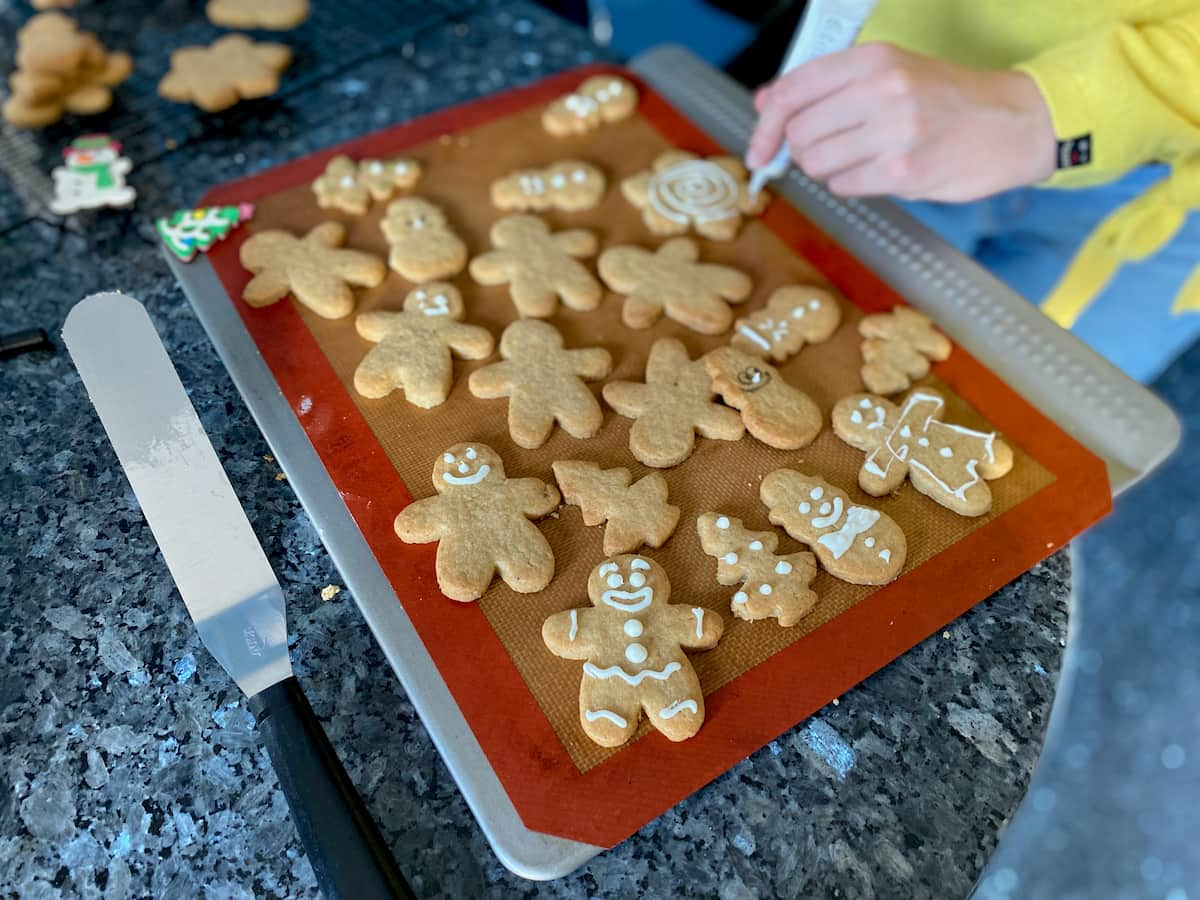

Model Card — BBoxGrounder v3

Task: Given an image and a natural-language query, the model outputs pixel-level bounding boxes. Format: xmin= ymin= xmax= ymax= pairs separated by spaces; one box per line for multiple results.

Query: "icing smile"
xmin=601 ymin=586 xmax=653 ymax=612
xmin=442 ymin=464 xmax=489 ymax=485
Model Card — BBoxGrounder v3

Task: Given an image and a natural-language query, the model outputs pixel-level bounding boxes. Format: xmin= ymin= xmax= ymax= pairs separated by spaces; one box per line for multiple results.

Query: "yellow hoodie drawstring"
xmin=1041 ymin=153 xmax=1200 ymax=326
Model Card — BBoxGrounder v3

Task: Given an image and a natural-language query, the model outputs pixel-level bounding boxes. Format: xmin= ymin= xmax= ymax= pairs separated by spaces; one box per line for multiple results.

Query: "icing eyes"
xmin=414 ymin=289 xmax=427 ymax=300
xmin=809 ymin=299 xmax=821 ymax=310
xmin=748 ymin=540 xmax=763 ymax=551
xmin=368 ymin=161 xmax=384 ymax=173
xmin=799 ymin=502 xmax=811 ymax=513
xmin=722 ymin=552 xmax=738 ymax=564
xmin=607 ymin=573 xmax=623 ymax=588
xmin=629 ymin=571 xmax=646 ymax=588
xmin=339 ymin=175 xmax=355 ymax=187
xmin=715 ymin=516 xmax=730 ymax=529
xmin=859 ymin=398 xmax=872 ymax=409
xmin=465 ymin=447 xmax=477 ymax=459
xmin=572 ymin=169 xmax=586 ymax=182
xmin=598 ymin=562 xmax=618 ymax=576
xmin=442 ymin=452 xmax=454 ymax=463
xmin=394 ymin=162 xmax=408 ymax=172
xmin=550 ymin=174 xmax=566 ymax=188
xmin=809 ymin=486 xmax=824 ymax=500
xmin=775 ymin=561 xmax=792 ymax=574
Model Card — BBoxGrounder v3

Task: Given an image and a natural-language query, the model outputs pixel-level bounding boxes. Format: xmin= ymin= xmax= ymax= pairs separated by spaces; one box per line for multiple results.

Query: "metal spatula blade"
xmin=63 ymin=291 xmax=414 ymax=900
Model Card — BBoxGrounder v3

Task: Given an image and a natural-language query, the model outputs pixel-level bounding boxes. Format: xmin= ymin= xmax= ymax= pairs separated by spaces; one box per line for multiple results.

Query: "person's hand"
xmin=746 ymin=43 xmax=1056 ymax=202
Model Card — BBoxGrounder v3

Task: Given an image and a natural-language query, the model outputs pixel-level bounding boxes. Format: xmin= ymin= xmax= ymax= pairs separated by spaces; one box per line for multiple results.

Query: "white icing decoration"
xmin=584 ymin=661 xmax=681 ymax=684
xmin=859 ymin=398 xmax=872 ymax=409
xmin=623 ymin=619 xmax=643 ymax=637
xmin=810 ymin=487 xmax=824 ymax=500
xmin=457 ymin=461 xmax=469 ymax=474
xmin=442 ymin=452 xmax=454 ymax=463
xmin=601 ymin=585 xmax=652 ymax=613
xmin=816 ymin=506 xmax=880 ymax=559
xmin=420 ymin=293 xmax=450 ymax=316
xmin=749 ymin=540 xmax=763 ymax=551
xmin=818 ymin=502 xmax=832 ymax=516
xmin=722 ymin=552 xmax=738 ymax=564
xmin=572 ymin=169 xmax=587 ymax=182
xmin=564 ymin=93 xmax=598 ymax=116
xmin=799 ymin=502 xmax=811 ymax=514
xmin=918 ymin=437 xmax=929 ymax=447
xmin=607 ymin=80 xmax=622 ymax=94
xmin=585 ymin=709 xmax=627 ymax=728
xmin=737 ymin=324 xmax=772 ymax=352
xmin=394 ymin=162 xmax=408 ymax=173
xmin=850 ymin=410 xmax=863 ymax=425
xmin=519 ymin=174 xmax=545 ymax=195
xmin=940 ymin=447 xmax=953 ymax=457
xmin=776 ymin=561 xmax=792 ymax=574
xmin=630 ymin=559 xmax=650 ymax=570
xmin=442 ymin=464 xmax=490 ymax=486
xmin=607 ymin=573 xmax=623 ymax=588
xmin=732 ymin=591 xmax=748 ymax=604
xmin=879 ymin=549 xmax=892 ymax=562
xmin=368 ymin=161 xmax=384 ymax=173
xmin=692 ymin=608 xmax=704 ymax=639
xmin=900 ymin=425 xmax=912 ymax=438
xmin=466 ymin=446 xmax=477 ymax=458
xmin=811 ymin=496 xmax=844 ymax=529
xmin=792 ymin=307 xmax=806 ymax=318
xmin=864 ymin=537 xmax=875 ymax=548
xmin=759 ymin=584 xmax=772 ymax=595
xmin=568 ymin=609 xmax=578 ymax=641
xmin=646 ymin=159 xmax=740 ymax=226
xmin=660 ymin=699 xmax=698 ymax=719
xmin=716 ymin=516 xmax=730 ymax=529
xmin=809 ymin=299 xmax=821 ymax=309
xmin=867 ymin=406 xmax=887 ymax=430
xmin=598 ymin=562 xmax=618 ymax=575
xmin=629 ymin=571 xmax=646 ymax=588
xmin=339 ymin=175 xmax=355 ymax=187
xmin=625 ymin=643 xmax=648 ymax=664
xmin=550 ymin=173 xmax=566 ymax=188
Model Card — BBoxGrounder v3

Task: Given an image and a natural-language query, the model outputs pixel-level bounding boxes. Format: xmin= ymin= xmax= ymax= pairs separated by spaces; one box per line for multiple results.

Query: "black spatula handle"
xmin=249 ymin=676 xmax=416 ymax=899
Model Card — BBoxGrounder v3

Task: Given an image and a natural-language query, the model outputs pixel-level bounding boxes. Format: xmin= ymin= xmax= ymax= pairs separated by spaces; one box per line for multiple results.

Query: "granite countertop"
xmin=0 ymin=2 xmax=1071 ymax=897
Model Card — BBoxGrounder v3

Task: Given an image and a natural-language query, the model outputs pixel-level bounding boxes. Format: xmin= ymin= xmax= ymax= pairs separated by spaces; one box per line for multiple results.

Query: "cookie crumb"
xmin=275 ymin=472 xmax=287 ymax=481
xmin=320 ymin=584 xmax=341 ymax=601
xmin=263 ymin=453 xmax=274 ymax=462
xmin=832 ymin=698 xmax=840 ymax=706
xmin=942 ymin=631 xmax=951 ymax=639
xmin=165 ymin=138 xmax=178 ymax=150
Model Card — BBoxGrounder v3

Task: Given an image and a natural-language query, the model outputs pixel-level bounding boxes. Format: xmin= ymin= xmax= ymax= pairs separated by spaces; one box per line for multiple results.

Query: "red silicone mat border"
xmin=199 ymin=64 xmax=1111 ymax=848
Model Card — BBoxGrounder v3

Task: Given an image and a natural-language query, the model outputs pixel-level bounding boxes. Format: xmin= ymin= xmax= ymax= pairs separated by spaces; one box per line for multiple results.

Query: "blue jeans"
xmin=898 ymin=165 xmax=1200 ymax=383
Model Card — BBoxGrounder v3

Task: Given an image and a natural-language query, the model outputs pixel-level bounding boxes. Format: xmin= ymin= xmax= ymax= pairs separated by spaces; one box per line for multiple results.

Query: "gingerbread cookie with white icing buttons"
xmin=542 ymin=555 xmax=723 ymax=747
xmin=393 ymin=443 xmax=560 ymax=601
xmin=832 ymin=389 xmax=1014 ymax=516
xmin=620 ymin=150 xmax=767 ymax=242
xmin=697 ymin=513 xmax=818 ymax=627
xmin=730 ymin=285 xmax=843 ymax=362
xmin=490 ymin=160 xmax=605 ymax=212
xmin=760 ymin=471 xmax=906 ymax=586
xmin=541 ymin=75 xmax=638 ymax=137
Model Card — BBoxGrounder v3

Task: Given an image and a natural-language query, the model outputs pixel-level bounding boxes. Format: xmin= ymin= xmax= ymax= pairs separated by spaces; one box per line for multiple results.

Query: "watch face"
xmin=1057 ymin=134 xmax=1092 ymax=170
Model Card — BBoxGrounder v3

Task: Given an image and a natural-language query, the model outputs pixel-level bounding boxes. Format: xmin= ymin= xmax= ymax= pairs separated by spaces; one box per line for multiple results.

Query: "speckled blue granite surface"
xmin=1 ymin=3 xmax=1071 ymax=897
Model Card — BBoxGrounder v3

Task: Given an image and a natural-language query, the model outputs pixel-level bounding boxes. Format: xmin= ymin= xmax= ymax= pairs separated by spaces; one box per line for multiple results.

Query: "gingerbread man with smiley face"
xmin=353 ymin=283 xmax=494 ymax=406
xmin=543 ymin=555 xmax=723 ymax=747
xmin=394 ymin=443 xmax=560 ymax=601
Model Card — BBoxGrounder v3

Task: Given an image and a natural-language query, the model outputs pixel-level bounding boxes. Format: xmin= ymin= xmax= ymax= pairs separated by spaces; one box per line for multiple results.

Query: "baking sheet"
xmin=171 ymin=58 xmax=1118 ymax=868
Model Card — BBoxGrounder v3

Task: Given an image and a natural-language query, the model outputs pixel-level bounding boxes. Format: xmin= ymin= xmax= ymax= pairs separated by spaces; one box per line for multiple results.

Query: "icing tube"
xmin=748 ymin=0 xmax=881 ymax=196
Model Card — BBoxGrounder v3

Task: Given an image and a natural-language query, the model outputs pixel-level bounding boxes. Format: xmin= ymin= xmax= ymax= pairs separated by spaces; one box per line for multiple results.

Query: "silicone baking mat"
xmin=195 ymin=64 xmax=1110 ymax=848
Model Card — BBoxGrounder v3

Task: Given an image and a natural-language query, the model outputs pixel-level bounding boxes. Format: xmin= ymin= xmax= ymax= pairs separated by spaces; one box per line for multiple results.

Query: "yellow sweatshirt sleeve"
xmin=1014 ymin=11 xmax=1200 ymax=187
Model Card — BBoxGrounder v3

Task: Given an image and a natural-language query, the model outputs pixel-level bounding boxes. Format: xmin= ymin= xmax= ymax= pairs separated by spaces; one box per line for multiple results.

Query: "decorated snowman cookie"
xmin=760 ymin=471 xmax=906 ymax=586
xmin=49 ymin=134 xmax=136 ymax=215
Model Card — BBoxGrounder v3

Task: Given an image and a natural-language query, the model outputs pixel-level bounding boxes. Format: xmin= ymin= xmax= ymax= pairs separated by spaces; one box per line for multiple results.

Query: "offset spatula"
xmin=63 ymin=292 xmax=415 ymax=900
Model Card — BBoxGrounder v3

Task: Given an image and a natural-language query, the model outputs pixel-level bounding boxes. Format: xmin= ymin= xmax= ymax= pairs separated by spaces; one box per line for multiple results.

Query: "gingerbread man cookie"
xmin=312 ymin=154 xmax=421 ymax=215
xmin=832 ymin=389 xmax=1014 ymax=516
xmin=490 ymin=160 xmax=606 ymax=212
xmin=731 ymin=285 xmax=843 ymax=362
xmin=542 ymin=555 xmax=722 ymax=747
xmin=469 ymin=214 xmax=601 ymax=318
xmin=598 ymin=238 xmax=751 ymax=334
xmin=552 ymin=461 xmax=680 ymax=556
xmin=468 ymin=320 xmax=612 ymax=448
xmin=703 ymin=347 xmax=822 ymax=450
xmin=603 ymin=338 xmax=744 ymax=468
xmin=620 ymin=150 xmax=767 ymax=242
xmin=394 ymin=443 xmax=560 ymax=601
xmin=353 ymin=283 xmax=494 ymax=406
xmin=541 ymin=75 xmax=638 ymax=137
xmin=380 ymin=197 xmax=468 ymax=282
xmin=157 ymin=34 xmax=291 ymax=113
xmin=859 ymin=307 xmax=952 ymax=395
xmin=761 ymin=471 xmax=906 ymax=586
xmin=240 ymin=221 xmax=385 ymax=319
xmin=697 ymin=513 xmax=818 ymax=627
